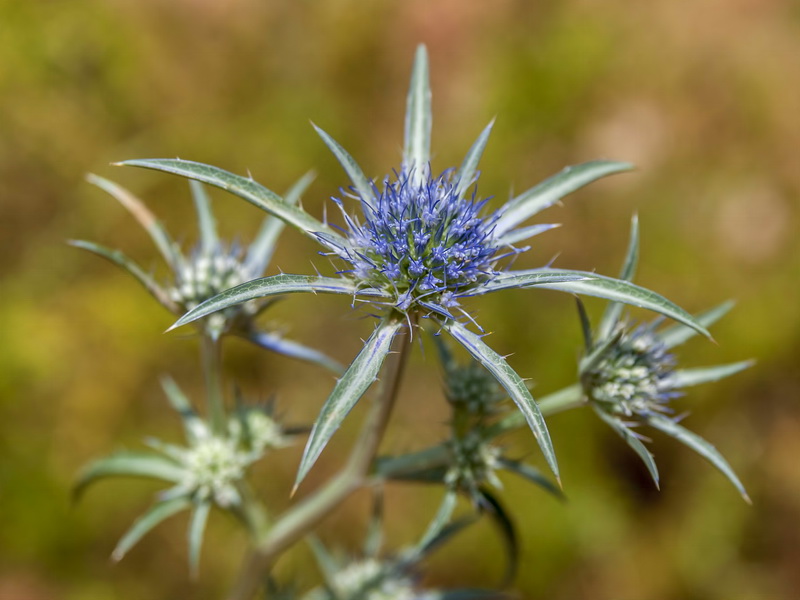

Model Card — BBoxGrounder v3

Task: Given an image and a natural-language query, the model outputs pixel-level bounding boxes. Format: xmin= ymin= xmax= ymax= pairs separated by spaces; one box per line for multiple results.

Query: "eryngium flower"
xmin=119 ymin=45 xmax=711 ymax=492
xmin=575 ymin=216 xmax=753 ymax=500
xmin=74 ymin=379 xmax=294 ymax=571
xmin=332 ymin=168 xmax=509 ymax=312
xmin=70 ymin=173 xmax=340 ymax=372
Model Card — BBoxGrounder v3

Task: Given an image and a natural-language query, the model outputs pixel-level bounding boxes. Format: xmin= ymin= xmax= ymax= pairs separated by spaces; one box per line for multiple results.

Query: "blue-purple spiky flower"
xmin=332 ymin=168 xmax=508 ymax=311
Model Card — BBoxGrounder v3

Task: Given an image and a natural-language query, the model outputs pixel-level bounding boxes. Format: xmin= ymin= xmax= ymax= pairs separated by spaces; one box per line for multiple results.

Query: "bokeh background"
xmin=1 ymin=1 xmax=798 ymax=599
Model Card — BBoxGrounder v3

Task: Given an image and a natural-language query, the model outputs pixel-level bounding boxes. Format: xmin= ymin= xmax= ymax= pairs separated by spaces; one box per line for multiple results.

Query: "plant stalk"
xmin=201 ymin=333 xmax=226 ymax=434
xmin=227 ymin=318 xmax=412 ymax=600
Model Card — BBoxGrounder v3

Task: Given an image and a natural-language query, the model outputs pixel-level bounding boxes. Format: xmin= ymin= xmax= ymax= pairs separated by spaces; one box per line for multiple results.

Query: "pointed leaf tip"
xmin=293 ymin=318 xmax=404 ymax=490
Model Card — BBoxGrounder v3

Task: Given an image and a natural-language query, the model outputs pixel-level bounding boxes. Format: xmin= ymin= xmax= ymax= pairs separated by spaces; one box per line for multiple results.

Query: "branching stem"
xmin=227 ymin=317 xmax=412 ymax=600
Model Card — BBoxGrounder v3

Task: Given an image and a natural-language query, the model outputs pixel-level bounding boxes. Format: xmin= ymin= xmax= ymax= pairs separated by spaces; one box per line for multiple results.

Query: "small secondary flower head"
xmin=583 ymin=322 xmax=677 ymax=419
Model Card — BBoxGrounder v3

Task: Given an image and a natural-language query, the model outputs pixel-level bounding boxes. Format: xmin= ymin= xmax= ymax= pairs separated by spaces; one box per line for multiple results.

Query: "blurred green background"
xmin=1 ymin=1 xmax=798 ymax=598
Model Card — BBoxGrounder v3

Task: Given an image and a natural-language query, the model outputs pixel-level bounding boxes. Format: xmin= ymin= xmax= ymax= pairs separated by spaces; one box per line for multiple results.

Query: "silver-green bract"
xmin=118 ymin=44 xmax=710 ymax=492
xmin=71 ymin=173 xmax=341 ymax=373
xmin=576 ymin=216 xmax=753 ymax=501
xmin=74 ymin=378 xmax=291 ymax=573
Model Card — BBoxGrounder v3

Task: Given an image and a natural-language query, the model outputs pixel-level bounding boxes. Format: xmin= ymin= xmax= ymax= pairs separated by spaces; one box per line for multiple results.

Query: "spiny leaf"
xmin=576 ymin=297 xmax=593 ymax=352
xmin=467 ymin=269 xmax=587 ymax=296
xmin=494 ymin=161 xmax=634 ymax=237
xmin=112 ymin=497 xmax=191 ymax=561
xmin=416 ymin=489 xmax=458 ymax=554
xmin=444 ymin=319 xmax=559 ymax=482
xmin=245 ymin=330 xmax=344 ymax=374
xmin=160 ymin=376 xmax=204 ymax=442
xmin=594 ymin=407 xmax=660 ymax=488
xmin=170 ymin=274 xmax=388 ymax=331
xmin=658 ymin=300 xmax=736 ymax=350
xmin=86 ymin=173 xmax=183 ymax=270
xmin=117 ymin=158 xmax=341 ymax=243
xmin=307 ymin=535 xmax=340 ymax=587
xmin=68 ymin=240 xmax=178 ymax=312
xmin=477 ymin=487 xmax=518 ymax=586
xmin=497 ymin=458 xmax=564 ymax=500
xmin=313 ymin=123 xmax=376 ymax=204
xmin=667 ymin=360 xmax=754 ymax=389
xmin=74 ymin=451 xmax=185 ymax=500
xmin=494 ymin=268 xmax=711 ymax=339
xmin=646 ymin=413 xmax=749 ymax=502
xmin=456 ymin=120 xmax=494 ymax=199
xmin=189 ymin=180 xmax=218 ymax=254
xmin=373 ymin=445 xmax=450 ymax=480
xmin=188 ymin=500 xmax=211 ymax=577
xmin=294 ymin=318 xmax=404 ymax=491
xmin=597 ymin=213 xmax=639 ymax=340
xmin=403 ymin=44 xmax=432 ymax=185
xmin=245 ymin=171 xmax=315 ymax=275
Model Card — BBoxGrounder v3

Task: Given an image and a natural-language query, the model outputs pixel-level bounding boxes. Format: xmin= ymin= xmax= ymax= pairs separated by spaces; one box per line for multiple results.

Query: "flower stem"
xmin=227 ymin=317 xmax=412 ymax=600
xmin=201 ymin=334 xmax=226 ymax=435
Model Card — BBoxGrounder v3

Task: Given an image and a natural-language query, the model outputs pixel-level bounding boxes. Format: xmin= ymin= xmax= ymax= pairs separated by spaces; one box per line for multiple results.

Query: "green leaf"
xmin=444 ymin=320 xmax=559 ymax=482
xmin=189 ymin=180 xmax=218 ymax=254
xmin=494 ymin=161 xmax=634 ymax=238
xmin=667 ymin=360 xmax=754 ymax=389
xmin=117 ymin=158 xmax=341 ymax=243
xmin=160 ymin=376 xmax=204 ymax=442
xmin=497 ymin=458 xmax=564 ymax=500
xmin=416 ymin=489 xmax=458 ymax=554
xmin=86 ymin=173 xmax=183 ymax=270
xmin=646 ymin=413 xmax=749 ymax=502
xmin=245 ymin=330 xmax=344 ymax=374
xmin=307 ymin=535 xmax=340 ymax=588
xmin=477 ymin=487 xmax=518 ymax=586
xmin=74 ymin=451 xmax=186 ymax=500
xmin=68 ymin=240 xmax=178 ymax=313
xmin=112 ymin=497 xmax=192 ymax=561
xmin=312 ymin=123 xmax=376 ymax=204
xmin=403 ymin=44 xmax=432 ymax=185
xmin=245 ymin=171 xmax=315 ymax=275
xmin=294 ymin=318 xmax=405 ymax=491
xmin=187 ymin=500 xmax=211 ymax=577
xmin=658 ymin=300 xmax=735 ymax=350
xmin=495 ymin=268 xmax=711 ymax=339
xmin=455 ymin=120 xmax=494 ymax=199
xmin=169 ymin=274 xmax=388 ymax=331
xmin=597 ymin=213 xmax=639 ymax=340
xmin=594 ymin=408 xmax=660 ymax=488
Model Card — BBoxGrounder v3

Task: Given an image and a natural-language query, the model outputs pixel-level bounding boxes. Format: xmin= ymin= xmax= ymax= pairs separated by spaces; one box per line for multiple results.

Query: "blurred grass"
xmin=1 ymin=1 xmax=798 ymax=598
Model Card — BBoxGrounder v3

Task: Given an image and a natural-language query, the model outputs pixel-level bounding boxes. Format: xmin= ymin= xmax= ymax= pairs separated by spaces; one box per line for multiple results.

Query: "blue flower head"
xmin=332 ymin=167 xmax=509 ymax=311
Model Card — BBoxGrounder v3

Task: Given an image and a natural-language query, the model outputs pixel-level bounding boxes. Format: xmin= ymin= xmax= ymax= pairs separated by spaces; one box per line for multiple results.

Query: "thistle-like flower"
xmin=574 ymin=216 xmax=753 ymax=500
xmin=118 ymin=45 xmax=711 ymax=491
xmin=70 ymin=173 xmax=341 ymax=372
xmin=75 ymin=378 xmax=293 ymax=572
